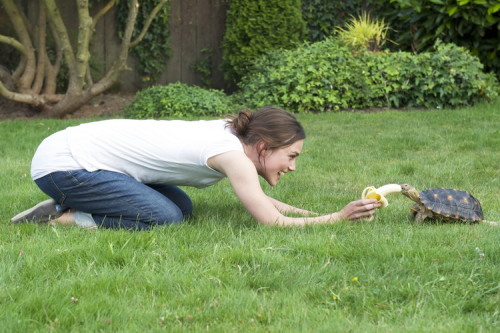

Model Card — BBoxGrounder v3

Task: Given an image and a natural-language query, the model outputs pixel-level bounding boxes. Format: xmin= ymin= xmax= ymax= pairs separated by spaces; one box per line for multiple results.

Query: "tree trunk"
xmin=0 ymin=0 xmax=170 ymax=118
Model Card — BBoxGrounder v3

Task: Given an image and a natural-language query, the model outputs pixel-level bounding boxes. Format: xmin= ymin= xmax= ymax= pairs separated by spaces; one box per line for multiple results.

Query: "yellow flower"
xmin=330 ymin=292 xmax=340 ymax=301
xmin=352 ymin=276 xmax=359 ymax=282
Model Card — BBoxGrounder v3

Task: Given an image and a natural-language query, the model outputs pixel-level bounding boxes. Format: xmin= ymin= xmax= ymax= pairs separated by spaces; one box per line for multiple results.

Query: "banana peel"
xmin=362 ymin=184 xmax=402 ymax=208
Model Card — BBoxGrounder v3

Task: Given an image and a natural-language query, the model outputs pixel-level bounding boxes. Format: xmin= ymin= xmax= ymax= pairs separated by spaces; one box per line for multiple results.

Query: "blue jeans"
xmin=35 ymin=170 xmax=193 ymax=230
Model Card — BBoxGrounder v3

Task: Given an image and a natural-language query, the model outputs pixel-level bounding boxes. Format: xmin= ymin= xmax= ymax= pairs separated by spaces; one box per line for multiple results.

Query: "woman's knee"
xmin=181 ymin=198 xmax=193 ymax=217
xmin=151 ymin=205 xmax=185 ymax=225
xmin=147 ymin=184 xmax=193 ymax=217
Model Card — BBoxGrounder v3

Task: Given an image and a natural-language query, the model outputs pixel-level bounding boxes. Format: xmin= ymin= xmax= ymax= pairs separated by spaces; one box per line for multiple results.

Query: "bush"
xmin=302 ymin=0 xmax=358 ymax=42
xmin=335 ymin=12 xmax=392 ymax=52
xmin=236 ymin=39 xmax=499 ymax=112
xmin=221 ymin=0 xmax=306 ymax=88
xmin=125 ymin=83 xmax=238 ymax=118
xmin=236 ymin=40 xmax=374 ymax=112
xmin=379 ymin=41 xmax=499 ymax=108
xmin=372 ymin=0 xmax=500 ymax=78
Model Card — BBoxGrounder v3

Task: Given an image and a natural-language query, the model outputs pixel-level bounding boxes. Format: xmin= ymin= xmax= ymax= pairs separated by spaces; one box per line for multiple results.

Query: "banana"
xmin=361 ymin=184 xmax=402 ymax=208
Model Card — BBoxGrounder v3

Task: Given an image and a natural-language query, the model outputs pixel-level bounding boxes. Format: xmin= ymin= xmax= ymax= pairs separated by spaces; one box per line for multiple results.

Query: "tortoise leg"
xmin=407 ymin=204 xmax=422 ymax=224
xmin=407 ymin=210 xmax=418 ymax=220
xmin=414 ymin=212 xmax=425 ymax=224
xmin=414 ymin=205 xmax=431 ymax=224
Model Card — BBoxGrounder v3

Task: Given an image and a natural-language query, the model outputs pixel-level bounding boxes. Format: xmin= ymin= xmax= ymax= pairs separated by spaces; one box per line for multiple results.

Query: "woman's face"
xmin=258 ymin=140 xmax=304 ymax=186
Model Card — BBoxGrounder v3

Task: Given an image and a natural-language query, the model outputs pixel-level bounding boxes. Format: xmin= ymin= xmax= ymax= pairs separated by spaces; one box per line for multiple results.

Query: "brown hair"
xmin=226 ymin=106 xmax=306 ymax=150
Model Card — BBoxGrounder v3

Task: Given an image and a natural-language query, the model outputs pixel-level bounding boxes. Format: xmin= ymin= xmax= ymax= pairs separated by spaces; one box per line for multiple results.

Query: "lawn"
xmin=0 ymin=100 xmax=499 ymax=332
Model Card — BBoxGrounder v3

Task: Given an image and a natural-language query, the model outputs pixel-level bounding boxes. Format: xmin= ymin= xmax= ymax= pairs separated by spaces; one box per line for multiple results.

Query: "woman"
xmin=11 ymin=107 xmax=380 ymax=230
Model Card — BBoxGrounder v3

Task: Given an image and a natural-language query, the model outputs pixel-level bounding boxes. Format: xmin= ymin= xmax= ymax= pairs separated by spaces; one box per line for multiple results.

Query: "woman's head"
xmin=226 ymin=107 xmax=306 ymax=186
xmin=226 ymin=106 xmax=306 ymax=150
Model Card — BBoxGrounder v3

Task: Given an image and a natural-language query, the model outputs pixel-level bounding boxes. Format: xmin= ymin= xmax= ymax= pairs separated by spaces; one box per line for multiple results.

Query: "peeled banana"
xmin=361 ymin=184 xmax=402 ymax=208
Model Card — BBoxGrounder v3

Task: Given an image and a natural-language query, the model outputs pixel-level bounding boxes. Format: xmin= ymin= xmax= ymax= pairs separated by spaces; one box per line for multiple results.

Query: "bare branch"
xmin=0 ymin=34 xmax=26 ymax=56
xmin=130 ymin=0 xmax=170 ymax=48
xmin=32 ymin=3 xmax=47 ymax=94
xmin=91 ymin=0 xmax=116 ymax=31
xmin=0 ymin=77 xmax=62 ymax=108
xmin=13 ymin=57 xmax=26 ymax=81
xmin=1 ymin=0 xmax=37 ymax=91
xmin=41 ymin=93 xmax=63 ymax=104
xmin=18 ymin=0 xmax=34 ymax=37
xmin=43 ymin=0 xmax=77 ymax=80
xmin=94 ymin=0 xmax=139 ymax=91
xmin=41 ymin=10 xmax=64 ymax=95
xmin=42 ymin=48 xmax=62 ymax=95
xmin=86 ymin=63 xmax=94 ymax=87
xmin=75 ymin=0 xmax=92 ymax=87
xmin=0 ymin=79 xmax=44 ymax=106
xmin=47 ymin=7 xmax=62 ymax=52
xmin=53 ymin=46 xmax=63 ymax=73
xmin=42 ymin=61 xmax=56 ymax=95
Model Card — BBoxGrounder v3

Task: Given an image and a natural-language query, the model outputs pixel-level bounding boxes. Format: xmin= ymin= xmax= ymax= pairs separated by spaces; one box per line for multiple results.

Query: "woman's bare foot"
xmin=48 ymin=210 xmax=76 ymax=227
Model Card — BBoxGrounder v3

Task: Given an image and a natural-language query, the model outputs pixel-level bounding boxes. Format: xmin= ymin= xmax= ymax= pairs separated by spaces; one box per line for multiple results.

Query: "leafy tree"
xmin=0 ymin=0 xmax=170 ymax=117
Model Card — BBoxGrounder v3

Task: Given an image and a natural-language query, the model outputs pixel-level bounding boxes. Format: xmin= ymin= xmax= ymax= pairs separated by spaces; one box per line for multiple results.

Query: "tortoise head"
xmin=400 ymin=184 xmax=420 ymax=202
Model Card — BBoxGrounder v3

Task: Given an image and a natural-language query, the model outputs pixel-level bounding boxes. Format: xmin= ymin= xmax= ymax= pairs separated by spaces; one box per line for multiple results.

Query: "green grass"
xmin=1 ymin=101 xmax=499 ymax=332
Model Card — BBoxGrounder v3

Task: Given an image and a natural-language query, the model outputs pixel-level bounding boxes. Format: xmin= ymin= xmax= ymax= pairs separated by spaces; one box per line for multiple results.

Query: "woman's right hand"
xmin=338 ymin=199 xmax=381 ymax=221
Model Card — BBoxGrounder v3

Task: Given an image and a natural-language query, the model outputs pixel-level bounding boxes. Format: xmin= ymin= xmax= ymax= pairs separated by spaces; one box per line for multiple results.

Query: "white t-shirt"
xmin=31 ymin=119 xmax=243 ymax=188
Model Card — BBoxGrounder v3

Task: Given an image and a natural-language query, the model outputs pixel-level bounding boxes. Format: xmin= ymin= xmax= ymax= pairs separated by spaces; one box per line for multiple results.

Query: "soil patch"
xmin=0 ymin=93 xmax=422 ymax=121
xmin=0 ymin=94 xmax=135 ymax=121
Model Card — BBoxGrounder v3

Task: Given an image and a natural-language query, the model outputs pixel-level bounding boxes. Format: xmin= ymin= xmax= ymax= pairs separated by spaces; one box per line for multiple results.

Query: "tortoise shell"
xmin=419 ymin=188 xmax=484 ymax=222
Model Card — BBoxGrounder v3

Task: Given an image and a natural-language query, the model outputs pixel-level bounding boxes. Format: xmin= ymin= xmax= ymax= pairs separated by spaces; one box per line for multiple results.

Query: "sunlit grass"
xmin=1 ymin=100 xmax=499 ymax=331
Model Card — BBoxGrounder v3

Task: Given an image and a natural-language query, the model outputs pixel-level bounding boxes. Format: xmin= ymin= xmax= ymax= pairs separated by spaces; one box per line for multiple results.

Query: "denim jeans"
xmin=34 ymin=170 xmax=193 ymax=230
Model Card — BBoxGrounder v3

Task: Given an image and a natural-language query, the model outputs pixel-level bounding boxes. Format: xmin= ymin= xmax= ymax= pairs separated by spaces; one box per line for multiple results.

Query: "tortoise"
xmin=400 ymin=184 xmax=498 ymax=226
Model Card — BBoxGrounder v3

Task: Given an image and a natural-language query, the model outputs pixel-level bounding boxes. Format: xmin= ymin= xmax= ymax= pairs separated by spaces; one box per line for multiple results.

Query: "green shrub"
xmin=335 ymin=12 xmax=392 ymax=52
xmin=221 ymin=0 xmax=307 ymax=88
xmin=302 ymin=0 xmax=358 ymax=42
xmin=236 ymin=39 xmax=499 ymax=112
xmin=125 ymin=83 xmax=237 ymax=118
xmin=372 ymin=0 xmax=500 ymax=78
xmin=379 ymin=41 xmax=499 ymax=108
xmin=236 ymin=40 xmax=376 ymax=112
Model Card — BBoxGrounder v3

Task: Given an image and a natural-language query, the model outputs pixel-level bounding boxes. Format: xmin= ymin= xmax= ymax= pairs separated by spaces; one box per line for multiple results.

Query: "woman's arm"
xmin=208 ymin=151 xmax=380 ymax=227
xmin=266 ymin=196 xmax=317 ymax=216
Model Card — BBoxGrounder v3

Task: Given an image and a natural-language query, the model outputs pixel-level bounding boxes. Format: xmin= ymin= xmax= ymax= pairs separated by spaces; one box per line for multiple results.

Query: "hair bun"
xmin=230 ymin=109 xmax=252 ymax=136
